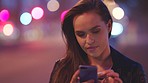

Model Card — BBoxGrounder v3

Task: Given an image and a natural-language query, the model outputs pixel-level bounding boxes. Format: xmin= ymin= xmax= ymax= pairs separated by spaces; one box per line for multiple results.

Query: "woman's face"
xmin=73 ymin=11 xmax=112 ymax=58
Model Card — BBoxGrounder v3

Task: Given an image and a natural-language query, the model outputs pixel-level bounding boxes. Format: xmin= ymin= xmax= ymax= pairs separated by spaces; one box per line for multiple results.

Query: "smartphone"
xmin=79 ymin=65 xmax=98 ymax=83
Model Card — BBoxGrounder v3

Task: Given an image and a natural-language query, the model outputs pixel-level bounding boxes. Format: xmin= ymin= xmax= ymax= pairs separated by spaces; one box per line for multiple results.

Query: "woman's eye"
xmin=92 ymin=30 xmax=99 ymax=34
xmin=76 ymin=32 xmax=86 ymax=37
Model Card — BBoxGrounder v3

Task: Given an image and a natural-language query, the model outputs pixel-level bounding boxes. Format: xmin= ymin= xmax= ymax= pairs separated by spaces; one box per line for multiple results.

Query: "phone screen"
xmin=79 ymin=65 xmax=98 ymax=83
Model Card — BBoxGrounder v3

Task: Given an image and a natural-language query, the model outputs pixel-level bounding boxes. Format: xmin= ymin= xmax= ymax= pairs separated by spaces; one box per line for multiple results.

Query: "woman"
xmin=49 ymin=0 xmax=146 ymax=83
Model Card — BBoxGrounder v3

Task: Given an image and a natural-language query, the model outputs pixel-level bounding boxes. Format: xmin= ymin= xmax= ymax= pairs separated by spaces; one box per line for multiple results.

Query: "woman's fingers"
xmin=82 ymin=79 xmax=94 ymax=83
xmin=70 ymin=70 xmax=80 ymax=83
xmin=106 ymin=71 xmax=119 ymax=78
xmin=70 ymin=69 xmax=123 ymax=83
xmin=98 ymin=70 xmax=123 ymax=83
xmin=114 ymin=77 xmax=123 ymax=83
xmin=102 ymin=76 xmax=122 ymax=83
xmin=70 ymin=70 xmax=95 ymax=83
xmin=98 ymin=70 xmax=118 ymax=78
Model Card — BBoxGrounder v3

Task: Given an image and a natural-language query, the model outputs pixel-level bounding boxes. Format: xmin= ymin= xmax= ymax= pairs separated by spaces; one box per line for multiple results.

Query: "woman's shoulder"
xmin=55 ymin=59 xmax=62 ymax=65
xmin=110 ymin=46 xmax=142 ymax=68
xmin=53 ymin=58 xmax=65 ymax=69
xmin=49 ymin=58 xmax=65 ymax=83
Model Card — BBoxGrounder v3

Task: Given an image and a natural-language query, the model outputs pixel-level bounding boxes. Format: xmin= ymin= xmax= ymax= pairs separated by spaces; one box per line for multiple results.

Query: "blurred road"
xmin=0 ymin=36 xmax=65 ymax=83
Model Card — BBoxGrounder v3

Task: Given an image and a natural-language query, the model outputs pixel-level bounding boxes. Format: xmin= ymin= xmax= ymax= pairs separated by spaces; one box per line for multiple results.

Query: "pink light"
xmin=31 ymin=7 xmax=44 ymax=20
xmin=0 ymin=22 xmax=4 ymax=32
xmin=60 ymin=10 xmax=68 ymax=22
xmin=0 ymin=9 xmax=10 ymax=22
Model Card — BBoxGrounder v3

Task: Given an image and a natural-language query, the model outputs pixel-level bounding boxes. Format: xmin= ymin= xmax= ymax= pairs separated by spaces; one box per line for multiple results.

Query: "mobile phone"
xmin=79 ymin=65 xmax=98 ymax=83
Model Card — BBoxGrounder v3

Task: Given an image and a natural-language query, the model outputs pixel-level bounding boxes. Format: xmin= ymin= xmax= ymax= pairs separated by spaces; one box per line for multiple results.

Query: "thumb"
xmin=70 ymin=70 xmax=80 ymax=83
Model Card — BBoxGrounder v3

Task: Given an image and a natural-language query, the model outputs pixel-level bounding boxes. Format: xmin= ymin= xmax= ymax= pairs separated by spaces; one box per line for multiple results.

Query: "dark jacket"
xmin=110 ymin=47 xmax=147 ymax=83
xmin=49 ymin=47 xmax=147 ymax=83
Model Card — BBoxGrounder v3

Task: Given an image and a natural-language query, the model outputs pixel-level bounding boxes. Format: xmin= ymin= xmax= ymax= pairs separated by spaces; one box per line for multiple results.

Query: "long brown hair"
xmin=51 ymin=0 xmax=113 ymax=83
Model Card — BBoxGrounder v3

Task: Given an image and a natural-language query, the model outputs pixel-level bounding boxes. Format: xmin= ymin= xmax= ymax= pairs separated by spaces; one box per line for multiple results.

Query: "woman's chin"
xmin=88 ymin=53 xmax=99 ymax=58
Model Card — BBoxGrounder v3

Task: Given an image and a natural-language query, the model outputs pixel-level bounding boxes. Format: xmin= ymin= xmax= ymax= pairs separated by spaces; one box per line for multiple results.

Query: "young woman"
xmin=49 ymin=0 xmax=146 ymax=83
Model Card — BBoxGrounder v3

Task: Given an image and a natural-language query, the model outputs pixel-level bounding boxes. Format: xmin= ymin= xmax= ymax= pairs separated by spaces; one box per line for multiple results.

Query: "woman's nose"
xmin=86 ymin=34 xmax=95 ymax=45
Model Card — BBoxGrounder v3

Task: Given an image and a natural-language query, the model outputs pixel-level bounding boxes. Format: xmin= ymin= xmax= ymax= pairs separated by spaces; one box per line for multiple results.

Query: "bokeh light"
xmin=0 ymin=22 xmax=20 ymax=44
xmin=111 ymin=22 xmax=124 ymax=36
xmin=23 ymin=29 xmax=43 ymax=42
xmin=0 ymin=22 xmax=4 ymax=32
xmin=47 ymin=0 xmax=60 ymax=12
xmin=3 ymin=24 xmax=14 ymax=36
xmin=60 ymin=10 xmax=68 ymax=22
xmin=20 ymin=12 xmax=32 ymax=25
xmin=112 ymin=7 xmax=124 ymax=20
xmin=31 ymin=7 xmax=44 ymax=20
xmin=0 ymin=9 xmax=10 ymax=22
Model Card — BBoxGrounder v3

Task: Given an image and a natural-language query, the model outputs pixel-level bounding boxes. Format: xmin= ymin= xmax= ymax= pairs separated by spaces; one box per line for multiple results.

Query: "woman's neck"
xmin=88 ymin=48 xmax=113 ymax=71
xmin=90 ymin=55 xmax=113 ymax=72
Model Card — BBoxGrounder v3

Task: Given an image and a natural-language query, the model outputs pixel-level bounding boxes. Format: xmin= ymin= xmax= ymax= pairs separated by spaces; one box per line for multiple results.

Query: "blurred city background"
xmin=0 ymin=0 xmax=148 ymax=83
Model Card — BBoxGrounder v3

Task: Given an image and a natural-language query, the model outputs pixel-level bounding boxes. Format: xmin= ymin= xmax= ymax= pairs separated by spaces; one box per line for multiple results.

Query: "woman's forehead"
xmin=73 ymin=12 xmax=103 ymax=26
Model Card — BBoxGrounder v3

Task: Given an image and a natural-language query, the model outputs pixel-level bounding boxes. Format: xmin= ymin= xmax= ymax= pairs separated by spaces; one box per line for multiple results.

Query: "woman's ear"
xmin=107 ymin=20 xmax=112 ymax=33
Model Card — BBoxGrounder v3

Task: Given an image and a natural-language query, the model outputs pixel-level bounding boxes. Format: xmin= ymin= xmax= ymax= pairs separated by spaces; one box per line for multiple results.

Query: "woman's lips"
xmin=86 ymin=46 xmax=98 ymax=51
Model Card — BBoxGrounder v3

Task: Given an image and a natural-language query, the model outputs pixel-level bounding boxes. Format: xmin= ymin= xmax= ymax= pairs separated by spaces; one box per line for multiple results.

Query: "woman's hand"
xmin=70 ymin=70 xmax=80 ymax=83
xmin=70 ymin=69 xmax=122 ymax=83
xmin=98 ymin=70 xmax=123 ymax=83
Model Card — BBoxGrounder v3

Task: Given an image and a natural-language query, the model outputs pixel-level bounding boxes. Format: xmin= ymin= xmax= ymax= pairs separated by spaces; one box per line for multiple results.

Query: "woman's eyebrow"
xmin=89 ymin=25 xmax=101 ymax=31
xmin=75 ymin=25 xmax=101 ymax=32
xmin=75 ymin=30 xmax=83 ymax=33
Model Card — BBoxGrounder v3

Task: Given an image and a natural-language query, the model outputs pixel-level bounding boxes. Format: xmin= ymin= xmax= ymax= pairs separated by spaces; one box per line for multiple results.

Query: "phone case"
xmin=79 ymin=65 xmax=98 ymax=83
